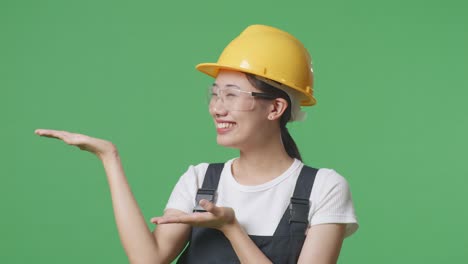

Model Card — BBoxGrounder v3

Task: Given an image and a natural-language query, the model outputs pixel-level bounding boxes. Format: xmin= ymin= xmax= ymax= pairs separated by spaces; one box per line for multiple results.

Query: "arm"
xmin=153 ymin=201 xmax=347 ymax=264
xmin=35 ymin=129 xmax=190 ymax=264
xmin=221 ymin=219 xmax=272 ymax=264
xmin=152 ymin=199 xmax=273 ymax=264
xmin=297 ymin=224 xmax=346 ymax=264
xmin=151 ymin=209 xmax=191 ymax=263
xmin=297 ymin=169 xmax=358 ymax=263
xmin=102 ymin=151 xmax=190 ymax=264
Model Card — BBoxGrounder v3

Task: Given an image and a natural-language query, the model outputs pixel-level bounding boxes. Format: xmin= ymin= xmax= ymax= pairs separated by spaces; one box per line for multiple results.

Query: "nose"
xmin=209 ymin=97 xmax=228 ymax=116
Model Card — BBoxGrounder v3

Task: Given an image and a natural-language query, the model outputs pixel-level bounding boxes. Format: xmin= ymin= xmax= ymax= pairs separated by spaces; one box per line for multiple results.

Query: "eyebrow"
xmin=212 ymin=83 xmax=242 ymax=89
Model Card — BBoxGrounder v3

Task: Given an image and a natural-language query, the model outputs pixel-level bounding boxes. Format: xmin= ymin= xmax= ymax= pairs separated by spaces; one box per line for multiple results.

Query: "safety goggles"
xmin=208 ymin=85 xmax=276 ymax=111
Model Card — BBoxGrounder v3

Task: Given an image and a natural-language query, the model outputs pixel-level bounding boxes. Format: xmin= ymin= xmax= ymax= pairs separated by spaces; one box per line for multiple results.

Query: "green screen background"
xmin=2 ymin=0 xmax=467 ymax=263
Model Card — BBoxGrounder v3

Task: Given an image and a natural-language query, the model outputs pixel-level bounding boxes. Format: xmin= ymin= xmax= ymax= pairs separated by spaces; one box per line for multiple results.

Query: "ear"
xmin=267 ymin=98 xmax=288 ymax=121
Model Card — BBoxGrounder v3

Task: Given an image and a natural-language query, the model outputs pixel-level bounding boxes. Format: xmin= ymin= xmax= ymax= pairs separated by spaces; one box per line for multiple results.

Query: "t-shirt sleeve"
xmin=309 ymin=169 xmax=359 ymax=238
xmin=165 ymin=163 xmax=209 ymax=214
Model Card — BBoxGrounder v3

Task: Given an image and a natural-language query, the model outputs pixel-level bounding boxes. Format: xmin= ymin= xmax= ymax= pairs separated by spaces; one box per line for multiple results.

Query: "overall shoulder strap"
xmin=287 ymin=165 xmax=319 ymax=263
xmin=289 ymin=165 xmax=318 ymax=229
xmin=192 ymin=163 xmax=224 ymax=212
xmin=292 ymin=165 xmax=318 ymax=197
xmin=201 ymin=163 xmax=225 ymax=189
xmin=178 ymin=163 xmax=233 ymax=263
xmin=273 ymin=165 xmax=319 ymax=236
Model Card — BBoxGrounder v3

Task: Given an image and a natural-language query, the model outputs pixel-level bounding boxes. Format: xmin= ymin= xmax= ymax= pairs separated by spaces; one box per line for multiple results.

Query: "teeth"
xmin=217 ymin=122 xmax=235 ymax=129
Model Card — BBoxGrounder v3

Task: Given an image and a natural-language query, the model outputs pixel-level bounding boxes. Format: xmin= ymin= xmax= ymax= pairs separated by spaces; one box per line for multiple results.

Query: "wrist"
xmin=220 ymin=219 xmax=243 ymax=240
xmin=98 ymin=144 xmax=119 ymax=162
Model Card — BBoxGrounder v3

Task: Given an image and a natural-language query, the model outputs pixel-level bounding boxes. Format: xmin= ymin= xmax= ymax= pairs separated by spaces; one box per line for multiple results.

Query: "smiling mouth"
xmin=216 ymin=122 xmax=236 ymax=129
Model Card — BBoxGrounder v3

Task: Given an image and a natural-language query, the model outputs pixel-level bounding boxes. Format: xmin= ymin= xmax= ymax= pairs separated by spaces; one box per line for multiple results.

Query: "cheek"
xmin=237 ymin=113 xmax=268 ymax=134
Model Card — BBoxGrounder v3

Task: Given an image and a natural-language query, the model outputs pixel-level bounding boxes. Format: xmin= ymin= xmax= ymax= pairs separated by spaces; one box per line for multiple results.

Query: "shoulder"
xmin=176 ymin=161 xmax=233 ymax=189
xmin=310 ymin=167 xmax=354 ymax=204
xmin=187 ymin=162 xmax=211 ymax=174
xmin=174 ymin=163 xmax=208 ymax=189
xmin=314 ymin=168 xmax=351 ymax=189
xmin=298 ymin=166 xmax=351 ymax=194
xmin=308 ymin=167 xmax=359 ymax=237
xmin=165 ymin=162 xmax=223 ymax=214
xmin=185 ymin=162 xmax=211 ymax=177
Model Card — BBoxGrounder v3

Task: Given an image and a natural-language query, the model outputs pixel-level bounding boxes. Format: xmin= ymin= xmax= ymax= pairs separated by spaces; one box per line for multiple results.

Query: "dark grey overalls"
xmin=177 ymin=163 xmax=318 ymax=264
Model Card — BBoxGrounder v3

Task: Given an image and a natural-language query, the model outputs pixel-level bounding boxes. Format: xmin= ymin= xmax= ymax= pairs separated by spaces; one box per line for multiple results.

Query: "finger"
xmin=150 ymin=217 xmax=162 ymax=224
xmin=151 ymin=215 xmax=187 ymax=224
xmin=37 ymin=129 xmax=86 ymax=145
xmin=35 ymin=129 xmax=66 ymax=140
xmin=200 ymin=199 xmax=221 ymax=215
xmin=154 ymin=216 xmax=179 ymax=224
xmin=35 ymin=129 xmax=63 ymax=137
xmin=153 ymin=212 xmax=212 ymax=225
xmin=35 ymin=129 xmax=53 ymax=136
xmin=35 ymin=129 xmax=52 ymax=134
xmin=150 ymin=216 xmax=180 ymax=224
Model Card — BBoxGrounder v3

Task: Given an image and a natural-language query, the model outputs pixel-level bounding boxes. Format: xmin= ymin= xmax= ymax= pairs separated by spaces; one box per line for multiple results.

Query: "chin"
xmin=216 ymin=135 xmax=242 ymax=149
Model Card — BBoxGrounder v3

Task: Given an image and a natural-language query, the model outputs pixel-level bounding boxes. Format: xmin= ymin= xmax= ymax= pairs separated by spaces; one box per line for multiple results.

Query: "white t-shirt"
xmin=165 ymin=158 xmax=358 ymax=237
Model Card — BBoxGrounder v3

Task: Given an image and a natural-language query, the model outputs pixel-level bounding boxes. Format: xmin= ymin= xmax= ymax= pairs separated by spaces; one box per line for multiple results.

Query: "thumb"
xmin=199 ymin=199 xmax=220 ymax=215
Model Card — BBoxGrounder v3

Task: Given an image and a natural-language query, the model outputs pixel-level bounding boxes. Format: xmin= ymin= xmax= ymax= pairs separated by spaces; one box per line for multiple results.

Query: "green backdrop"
xmin=2 ymin=0 xmax=467 ymax=263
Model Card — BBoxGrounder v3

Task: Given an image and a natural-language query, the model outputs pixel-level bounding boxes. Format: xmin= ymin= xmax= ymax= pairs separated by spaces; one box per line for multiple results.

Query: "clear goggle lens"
xmin=207 ymin=86 xmax=256 ymax=111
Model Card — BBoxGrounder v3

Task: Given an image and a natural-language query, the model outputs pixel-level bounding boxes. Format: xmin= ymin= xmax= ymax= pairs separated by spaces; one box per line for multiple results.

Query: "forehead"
xmin=213 ymin=70 xmax=258 ymax=92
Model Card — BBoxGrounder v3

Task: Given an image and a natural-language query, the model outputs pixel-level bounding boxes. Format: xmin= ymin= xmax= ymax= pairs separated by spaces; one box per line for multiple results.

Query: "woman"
xmin=35 ymin=25 xmax=358 ymax=263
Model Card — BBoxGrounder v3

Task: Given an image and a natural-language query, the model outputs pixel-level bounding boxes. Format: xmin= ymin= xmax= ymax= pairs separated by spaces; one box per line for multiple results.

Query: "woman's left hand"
xmin=151 ymin=200 xmax=236 ymax=231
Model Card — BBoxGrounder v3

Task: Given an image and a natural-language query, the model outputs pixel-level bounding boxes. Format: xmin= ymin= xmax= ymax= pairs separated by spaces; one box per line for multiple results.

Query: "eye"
xmin=224 ymin=89 xmax=239 ymax=97
xmin=209 ymin=88 xmax=219 ymax=97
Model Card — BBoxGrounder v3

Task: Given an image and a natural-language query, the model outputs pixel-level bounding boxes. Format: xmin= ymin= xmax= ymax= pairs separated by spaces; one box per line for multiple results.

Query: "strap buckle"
xmin=193 ymin=188 xmax=216 ymax=212
xmin=289 ymin=197 xmax=310 ymax=224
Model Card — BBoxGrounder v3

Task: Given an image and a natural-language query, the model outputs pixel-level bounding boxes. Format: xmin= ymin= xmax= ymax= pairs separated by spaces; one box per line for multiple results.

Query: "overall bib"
xmin=177 ymin=163 xmax=318 ymax=264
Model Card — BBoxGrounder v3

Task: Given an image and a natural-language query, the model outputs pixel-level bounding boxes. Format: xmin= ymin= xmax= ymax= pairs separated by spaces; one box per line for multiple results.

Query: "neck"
xmin=232 ymin=135 xmax=295 ymax=185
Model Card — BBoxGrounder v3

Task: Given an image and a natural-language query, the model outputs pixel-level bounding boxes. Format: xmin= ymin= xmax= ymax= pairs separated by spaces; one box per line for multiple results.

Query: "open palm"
xmin=35 ymin=129 xmax=116 ymax=159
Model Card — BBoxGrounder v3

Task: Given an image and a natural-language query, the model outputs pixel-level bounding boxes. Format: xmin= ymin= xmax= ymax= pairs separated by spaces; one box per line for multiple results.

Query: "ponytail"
xmin=246 ymin=73 xmax=302 ymax=161
xmin=280 ymin=125 xmax=302 ymax=161
xmin=279 ymin=104 xmax=302 ymax=161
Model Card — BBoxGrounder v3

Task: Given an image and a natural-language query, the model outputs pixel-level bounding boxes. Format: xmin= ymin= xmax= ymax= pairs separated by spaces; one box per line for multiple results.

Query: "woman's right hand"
xmin=35 ymin=129 xmax=117 ymax=160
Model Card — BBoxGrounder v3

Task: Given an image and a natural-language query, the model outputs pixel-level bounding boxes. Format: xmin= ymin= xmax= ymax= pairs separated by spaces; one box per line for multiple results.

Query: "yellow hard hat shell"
xmin=196 ymin=24 xmax=316 ymax=106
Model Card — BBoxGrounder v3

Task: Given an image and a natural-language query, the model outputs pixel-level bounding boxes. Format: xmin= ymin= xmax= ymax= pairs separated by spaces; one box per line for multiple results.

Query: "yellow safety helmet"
xmin=196 ymin=24 xmax=316 ymax=106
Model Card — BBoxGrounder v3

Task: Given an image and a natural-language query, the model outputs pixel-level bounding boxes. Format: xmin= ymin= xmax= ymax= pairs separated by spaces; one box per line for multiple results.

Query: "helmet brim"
xmin=196 ymin=63 xmax=315 ymax=106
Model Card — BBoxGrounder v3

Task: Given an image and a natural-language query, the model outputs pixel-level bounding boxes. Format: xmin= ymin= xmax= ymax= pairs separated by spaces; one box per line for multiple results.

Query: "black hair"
xmin=245 ymin=73 xmax=302 ymax=161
